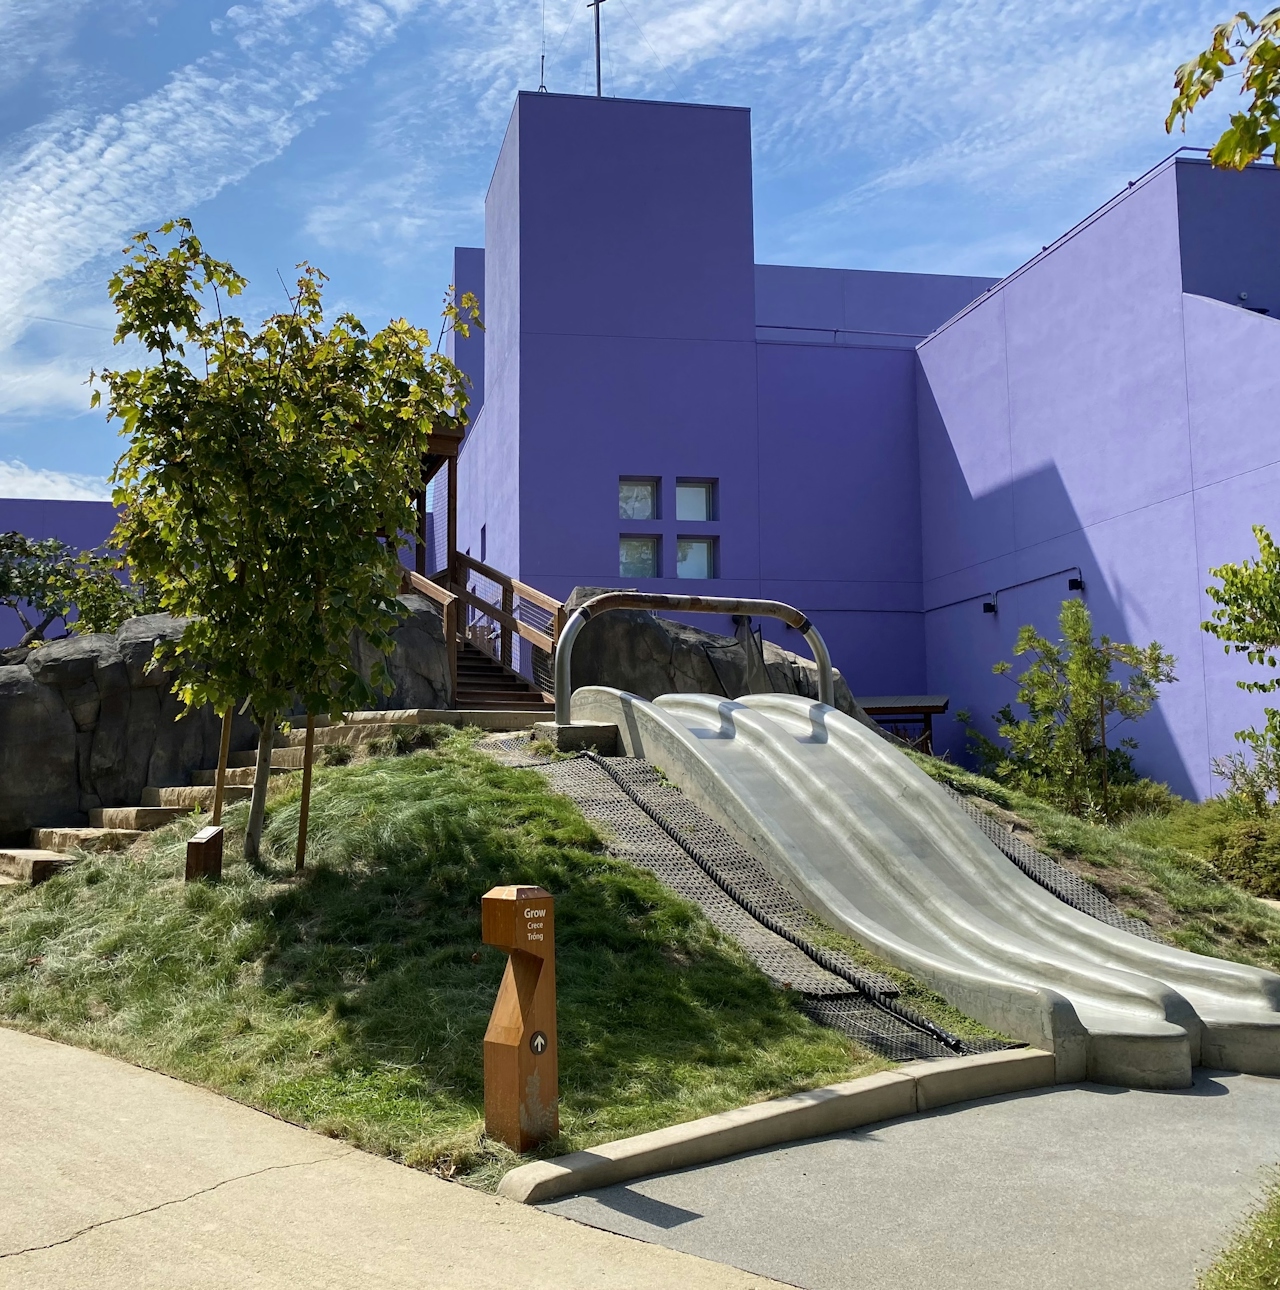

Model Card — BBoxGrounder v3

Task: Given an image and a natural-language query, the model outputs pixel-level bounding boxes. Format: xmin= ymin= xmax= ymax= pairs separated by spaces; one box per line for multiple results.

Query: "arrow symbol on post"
xmin=529 ymin=1030 xmax=548 ymax=1055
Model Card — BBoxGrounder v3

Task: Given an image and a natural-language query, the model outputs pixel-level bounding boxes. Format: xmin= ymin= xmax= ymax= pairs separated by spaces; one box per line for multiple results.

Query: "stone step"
xmin=284 ymin=722 xmax=416 ymax=748
xmin=31 ymin=827 xmax=143 ymax=854
xmin=90 ymin=806 xmax=187 ymax=830
xmin=191 ymin=767 xmax=291 ymax=787
xmin=141 ymin=785 xmax=252 ymax=809
xmin=0 ymin=848 xmax=71 ymax=884
xmin=227 ymin=712 xmax=552 ymax=769
xmin=228 ymin=750 xmax=307 ymax=769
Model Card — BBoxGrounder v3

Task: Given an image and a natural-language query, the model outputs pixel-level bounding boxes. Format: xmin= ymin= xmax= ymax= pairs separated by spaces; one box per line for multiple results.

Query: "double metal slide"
xmin=570 ymin=687 xmax=1280 ymax=1089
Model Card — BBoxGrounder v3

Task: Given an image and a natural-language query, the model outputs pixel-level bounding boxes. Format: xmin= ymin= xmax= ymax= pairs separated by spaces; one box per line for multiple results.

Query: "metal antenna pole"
xmin=538 ymin=0 xmax=547 ymax=91
xmin=589 ymin=0 xmax=606 ymax=96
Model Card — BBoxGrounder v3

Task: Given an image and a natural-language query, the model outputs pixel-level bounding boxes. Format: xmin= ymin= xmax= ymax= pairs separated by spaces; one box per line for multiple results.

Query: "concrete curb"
xmin=498 ymin=1047 xmax=1054 ymax=1204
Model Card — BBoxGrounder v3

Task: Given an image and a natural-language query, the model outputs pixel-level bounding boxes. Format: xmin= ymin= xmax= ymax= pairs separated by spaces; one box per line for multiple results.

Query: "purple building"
xmin=8 ymin=91 xmax=1279 ymax=800
xmin=0 ymin=499 xmax=117 ymax=644
xmin=447 ymin=91 xmax=1280 ymax=799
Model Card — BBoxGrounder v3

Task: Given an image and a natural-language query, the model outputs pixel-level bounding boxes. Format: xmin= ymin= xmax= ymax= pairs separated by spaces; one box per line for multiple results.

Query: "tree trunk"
xmin=1099 ymin=695 xmax=1110 ymax=821
xmin=244 ymin=716 xmax=277 ymax=861
xmin=295 ymin=714 xmax=316 ymax=873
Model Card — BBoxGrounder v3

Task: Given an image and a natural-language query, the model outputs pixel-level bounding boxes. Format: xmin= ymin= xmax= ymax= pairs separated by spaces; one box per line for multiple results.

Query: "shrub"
xmin=963 ymin=598 xmax=1177 ymax=820
xmin=1211 ymin=818 xmax=1280 ymax=898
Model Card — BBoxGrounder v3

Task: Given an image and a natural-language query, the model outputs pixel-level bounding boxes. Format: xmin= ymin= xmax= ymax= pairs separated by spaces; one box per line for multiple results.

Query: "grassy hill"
xmin=0 ymin=731 xmax=892 ymax=1189
xmin=911 ymin=754 xmax=1280 ymax=972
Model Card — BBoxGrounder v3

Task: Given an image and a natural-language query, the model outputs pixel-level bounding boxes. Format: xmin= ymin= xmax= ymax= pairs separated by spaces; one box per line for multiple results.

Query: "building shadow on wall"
xmin=922 ymin=447 xmax=1195 ymax=799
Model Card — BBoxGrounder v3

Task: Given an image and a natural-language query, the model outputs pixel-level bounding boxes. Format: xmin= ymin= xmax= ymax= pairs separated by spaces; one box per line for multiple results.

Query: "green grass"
xmin=0 ymin=730 xmax=886 ymax=1189
xmin=1199 ymin=1172 xmax=1280 ymax=1289
xmin=911 ymin=754 xmax=1280 ymax=972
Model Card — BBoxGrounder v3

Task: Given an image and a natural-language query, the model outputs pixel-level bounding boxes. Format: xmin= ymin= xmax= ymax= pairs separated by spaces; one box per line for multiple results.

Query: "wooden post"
xmin=415 ymin=487 xmax=428 ymax=576
xmin=446 ymin=597 xmax=459 ymax=708
xmin=447 ymin=454 xmax=458 ymax=589
xmin=481 ymin=885 xmax=558 ymax=1151
xmin=186 ymin=825 xmax=224 ymax=882
xmin=501 ymin=583 xmax=514 ymax=669
xmin=212 ymin=708 xmax=234 ymax=826
xmin=296 ymin=714 xmax=316 ymax=873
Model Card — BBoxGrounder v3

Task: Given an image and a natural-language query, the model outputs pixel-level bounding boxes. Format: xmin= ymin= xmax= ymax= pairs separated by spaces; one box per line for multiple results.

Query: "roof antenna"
xmin=588 ymin=0 xmax=606 ymax=96
xmin=538 ymin=0 xmax=547 ymax=90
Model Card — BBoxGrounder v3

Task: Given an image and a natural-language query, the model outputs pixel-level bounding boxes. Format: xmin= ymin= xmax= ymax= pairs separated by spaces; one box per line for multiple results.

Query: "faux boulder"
xmin=561 ymin=587 xmax=880 ymax=729
xmin=350 ymin=593 xmax=451 ymax=712
xmin=0 ymin=616 xmax=258 ymax=842
xmin=0 ymin=595 xmax=452 ymax=842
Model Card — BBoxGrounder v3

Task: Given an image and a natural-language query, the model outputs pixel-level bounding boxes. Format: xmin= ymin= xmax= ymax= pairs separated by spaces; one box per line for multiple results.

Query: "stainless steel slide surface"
xmin=571 ymin=687 xmax=1280 ymax=1088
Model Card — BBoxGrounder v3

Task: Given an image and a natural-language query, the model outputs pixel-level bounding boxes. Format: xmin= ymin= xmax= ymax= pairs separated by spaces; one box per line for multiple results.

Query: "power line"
xmin=615 ymin=0 xmax=679 ymax=95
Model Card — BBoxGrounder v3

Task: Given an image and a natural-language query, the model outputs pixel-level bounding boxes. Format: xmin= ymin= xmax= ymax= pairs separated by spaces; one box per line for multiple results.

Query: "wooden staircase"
xmin=456 ymin=642 xmax=553 ymax=712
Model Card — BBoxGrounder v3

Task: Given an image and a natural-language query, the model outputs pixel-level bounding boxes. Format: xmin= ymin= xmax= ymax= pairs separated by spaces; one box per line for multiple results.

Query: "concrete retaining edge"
xmin=498 ymin=1047 xmax=1055 ymax=1204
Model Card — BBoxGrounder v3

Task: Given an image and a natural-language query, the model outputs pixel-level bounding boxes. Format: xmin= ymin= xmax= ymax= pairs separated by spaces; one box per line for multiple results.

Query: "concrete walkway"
xmin=544 ymin=1070 xmax=1280 ymax=1290
xmin=0 ymin=1027 xmax=782 ymax=1290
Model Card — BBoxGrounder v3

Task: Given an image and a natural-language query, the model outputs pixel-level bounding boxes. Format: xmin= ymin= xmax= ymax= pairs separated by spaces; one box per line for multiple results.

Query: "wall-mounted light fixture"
xmin=982 ymin=600 xmax=997 ymax=614
xmin=1068 ymin=577 xmax=1084 ymax=591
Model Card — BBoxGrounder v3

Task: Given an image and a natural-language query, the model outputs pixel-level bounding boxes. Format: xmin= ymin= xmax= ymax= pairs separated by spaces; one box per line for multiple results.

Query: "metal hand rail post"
xmin=553 ymin=592 xmax=835 ymax=725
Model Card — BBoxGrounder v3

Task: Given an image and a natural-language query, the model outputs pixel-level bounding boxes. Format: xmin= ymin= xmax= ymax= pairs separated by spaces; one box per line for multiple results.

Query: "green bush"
xmin=1211 ymin=819 xmax=1280 ymax=898
xmin=962 ymin=598 xmax=1176 ymax=821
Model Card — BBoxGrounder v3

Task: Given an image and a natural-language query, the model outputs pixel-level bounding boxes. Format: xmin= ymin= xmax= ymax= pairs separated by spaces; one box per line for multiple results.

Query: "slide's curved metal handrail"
xmin=553 ymin=591 xmax=834 ymax=724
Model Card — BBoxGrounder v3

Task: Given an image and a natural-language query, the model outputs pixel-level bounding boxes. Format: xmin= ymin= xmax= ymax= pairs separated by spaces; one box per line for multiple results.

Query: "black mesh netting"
xmin=483 ymin=736 xmax=1020 ymax=1061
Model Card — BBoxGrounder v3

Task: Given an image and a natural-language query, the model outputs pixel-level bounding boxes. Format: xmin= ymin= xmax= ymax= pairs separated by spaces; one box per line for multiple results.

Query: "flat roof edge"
xmin=919 ymin=149 xmax=1205 ymax=346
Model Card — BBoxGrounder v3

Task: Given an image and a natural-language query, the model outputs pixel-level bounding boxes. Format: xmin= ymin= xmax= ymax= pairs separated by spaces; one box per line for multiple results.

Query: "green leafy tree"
xmin=963 ymin=599 xmax=1177 ymax=819
xmin=1168 ymin=7 xmax=1280 ymax=166
xmin=1203 ymin=525 xmax=1280 ymax=811
xmin=92 ymin=220 xmax=477 ymax=861
xmin=1 ymin=532 xmax=157 ymax=645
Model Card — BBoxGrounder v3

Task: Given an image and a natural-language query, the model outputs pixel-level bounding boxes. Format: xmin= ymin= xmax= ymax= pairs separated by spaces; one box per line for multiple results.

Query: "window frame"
xmin=619 ymin=533 xmax=662 ymax=580
xmin=618 ymin=476 xmax=660 ymax=522
xmin=675 ymin=535 xmax=717 ymax=580
xmin=674 ymin=478 xmax=717 ymax=523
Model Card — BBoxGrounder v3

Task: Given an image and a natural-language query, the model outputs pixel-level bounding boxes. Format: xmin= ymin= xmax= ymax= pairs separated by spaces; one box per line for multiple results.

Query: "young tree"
xmin=1204 ymin=525 xmax=1280 ymax=810
xmin=93 ymin=220 xmax=476 ymax=862
xmin=0 ymin=532 xmax=157 ymax=645
xmin=1167 ymin=7 xmax=1280 ymax=166
xmin=965 ymin=599 xmax=1177 ymax=819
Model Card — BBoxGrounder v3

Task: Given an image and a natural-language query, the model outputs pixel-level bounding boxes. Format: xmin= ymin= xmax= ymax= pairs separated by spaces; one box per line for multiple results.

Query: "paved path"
xmin=544 ymin=1070 xmax=1280 ymax=1290
xmin=0 ymin=1027 xmax=781 ymax=1290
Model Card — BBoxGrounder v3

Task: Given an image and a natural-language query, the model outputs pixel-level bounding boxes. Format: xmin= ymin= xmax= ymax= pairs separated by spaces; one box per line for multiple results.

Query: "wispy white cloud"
xmin=0 ymin=458 xmax=110 ymax=500
xmin=293 ymin=0 xmax=1232 ymax=273
xmin=0 ymin=0 xmax=426 ymax=370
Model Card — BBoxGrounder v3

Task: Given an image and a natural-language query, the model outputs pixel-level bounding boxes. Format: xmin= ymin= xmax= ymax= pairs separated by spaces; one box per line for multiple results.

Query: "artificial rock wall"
xmin=0 ymin=594 xmax=451 ymax=842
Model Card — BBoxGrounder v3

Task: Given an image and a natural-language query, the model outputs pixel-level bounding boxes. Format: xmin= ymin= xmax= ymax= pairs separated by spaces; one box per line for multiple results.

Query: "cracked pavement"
xmin=0 ymin=1027 xmax=782 ymax=1289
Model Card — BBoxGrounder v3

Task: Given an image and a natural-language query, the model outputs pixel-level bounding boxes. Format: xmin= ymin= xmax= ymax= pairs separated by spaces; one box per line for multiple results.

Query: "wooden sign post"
xmin=481 ymin=885 xmax=558 ymax=1151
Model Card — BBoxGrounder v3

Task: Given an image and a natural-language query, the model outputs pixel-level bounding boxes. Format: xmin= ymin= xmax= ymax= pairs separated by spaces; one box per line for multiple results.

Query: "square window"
xmin=619 ymin=478 xmax=658 ymax=520
xmin=677 ymin=537 xmax=716 ymax=579
xmin=620 ymin=536 xmax=659 ymax=579
xmin=676 ymin=479 xmax=715 ymax=522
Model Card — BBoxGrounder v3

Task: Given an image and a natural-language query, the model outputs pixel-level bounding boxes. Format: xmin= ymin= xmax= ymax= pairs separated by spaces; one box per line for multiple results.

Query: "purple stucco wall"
xmin=456 ymin=91 xmax=992 ymax=690
xmin=0 ymin=498 xmax=118 ymax=646
xmin=919 ymin=156 xmax=1280 ymax=799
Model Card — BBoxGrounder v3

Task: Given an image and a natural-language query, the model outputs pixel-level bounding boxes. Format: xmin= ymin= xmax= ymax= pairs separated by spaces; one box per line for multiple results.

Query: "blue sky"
xmin=0 ymin=0 xmax=1236 ymax=498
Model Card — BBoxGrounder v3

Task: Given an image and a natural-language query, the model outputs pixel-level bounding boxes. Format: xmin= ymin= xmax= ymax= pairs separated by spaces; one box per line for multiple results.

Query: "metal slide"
xmin=570 ymin=687 xmax=1280 ymax=1089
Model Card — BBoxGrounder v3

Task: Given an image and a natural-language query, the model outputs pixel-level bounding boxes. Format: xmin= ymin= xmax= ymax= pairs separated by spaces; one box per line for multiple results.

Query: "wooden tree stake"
xmin=296 ymin=714 xmax=316 ymax=873
xmin=211 ymin=708 xmax=234 ymax=826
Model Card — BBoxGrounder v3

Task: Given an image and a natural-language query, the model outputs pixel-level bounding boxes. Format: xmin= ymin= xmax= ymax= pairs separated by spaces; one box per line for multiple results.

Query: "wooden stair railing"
xmin=401 ymin=556 xmax=565 ymax=708
xmin=401 ymin=568 xmax=460 ymax=701
xmin=452 ymin=552 xmax=564 ymax=663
